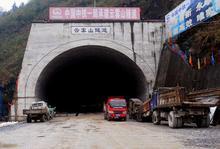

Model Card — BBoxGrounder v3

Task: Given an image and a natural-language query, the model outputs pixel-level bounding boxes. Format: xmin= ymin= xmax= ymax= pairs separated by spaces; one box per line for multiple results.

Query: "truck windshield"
xmin=32 ymin=103 xmax=43 ymax=107
xmin=109 ymin=99 xmax=126 ymax=108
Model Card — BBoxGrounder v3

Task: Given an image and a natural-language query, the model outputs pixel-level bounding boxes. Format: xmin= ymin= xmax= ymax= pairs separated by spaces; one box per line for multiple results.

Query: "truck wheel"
xmin=152 ymin=111 xmax=160 ymax=125
xmin=104 ymin=112 xmax=107 ymax=120
xmin=143 ymin=116 xmax=152 ymax=122
xmin=177 ymin=117 xmax=183 ymax=128
xmin=168 ymin=111 xmax=182 ymax=128
xmin=107 ymin=114 xmax=111 ymax=121
xmin=128 ymin=114 xmax=133 ymax=119
xmin=136 ymin=113 xmax=143 ymax=122
xmin=47 ymin=115 xmax=50 ymax=120
xmin=196 ymin=115 xmax=210 ymax=128
xmin=40 ymin=115 xmax=46 ymax=122
xmin=27 ymin=116 xmax=31 ymax=123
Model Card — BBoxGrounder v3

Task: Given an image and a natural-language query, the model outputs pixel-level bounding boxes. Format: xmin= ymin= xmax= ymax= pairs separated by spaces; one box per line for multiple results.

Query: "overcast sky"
xmin=0 ymin=0 xmax=29 ymax=11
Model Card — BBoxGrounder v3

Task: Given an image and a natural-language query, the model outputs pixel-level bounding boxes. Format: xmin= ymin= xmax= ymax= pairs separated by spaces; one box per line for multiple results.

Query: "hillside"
xmin=0 ymin=0 xmax=184 ymax=103
xmin=0 ymin=0 xmax=183 ymax=83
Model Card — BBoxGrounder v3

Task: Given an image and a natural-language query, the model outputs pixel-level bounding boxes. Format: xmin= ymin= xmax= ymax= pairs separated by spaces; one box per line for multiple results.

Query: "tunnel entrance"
xmin=35 ymin=46 xmax=146 ymax=113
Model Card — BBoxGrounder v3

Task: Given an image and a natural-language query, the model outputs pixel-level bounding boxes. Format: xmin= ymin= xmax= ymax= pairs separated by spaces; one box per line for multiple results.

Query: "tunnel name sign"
xmin=49 ymin=7 xmax=140 ymax=21
xmin=165 ymin=0 xmax=220 ymax=38
xmin=72 ymin=26 xmax=111 ymax=34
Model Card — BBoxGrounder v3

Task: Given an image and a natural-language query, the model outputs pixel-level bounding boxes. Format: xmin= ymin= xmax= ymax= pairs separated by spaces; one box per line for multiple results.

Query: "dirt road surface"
xmin=0 ymin=113 xmax=220 ymax=149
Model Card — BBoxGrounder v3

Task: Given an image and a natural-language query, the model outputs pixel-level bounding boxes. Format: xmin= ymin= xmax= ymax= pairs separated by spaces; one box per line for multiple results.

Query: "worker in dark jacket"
xmin=75 ymin=103 xmax=81 ymax=116
xmin=212 ymin=107 xmax=220 ymax=126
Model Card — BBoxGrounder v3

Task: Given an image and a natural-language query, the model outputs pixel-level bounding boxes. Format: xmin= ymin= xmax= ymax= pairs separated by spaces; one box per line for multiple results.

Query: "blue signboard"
xmin=165 ymin=0 xmax=220 ymax=38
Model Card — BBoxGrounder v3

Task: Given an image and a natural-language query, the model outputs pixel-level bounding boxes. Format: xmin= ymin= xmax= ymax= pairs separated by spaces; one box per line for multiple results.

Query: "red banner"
xmin=49 ymin=7 xmax=141 ymax=21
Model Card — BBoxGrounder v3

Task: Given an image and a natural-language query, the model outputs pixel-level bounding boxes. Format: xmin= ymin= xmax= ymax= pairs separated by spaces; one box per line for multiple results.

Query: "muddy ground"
xmin=0 ymin=113 xmax=220 ymax=149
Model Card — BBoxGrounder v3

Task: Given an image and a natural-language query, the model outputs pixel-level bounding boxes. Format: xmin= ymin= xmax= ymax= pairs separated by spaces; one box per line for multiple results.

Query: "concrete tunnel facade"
xmin=11 ymin=21 xmax=164 ymax=120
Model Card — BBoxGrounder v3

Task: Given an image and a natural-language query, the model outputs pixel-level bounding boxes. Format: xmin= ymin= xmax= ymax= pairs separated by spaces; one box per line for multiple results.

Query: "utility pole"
xmin=153 ymin=51 xmax=157 ymax=76
xmin=94 ymin=0 xmax=96 ymax=7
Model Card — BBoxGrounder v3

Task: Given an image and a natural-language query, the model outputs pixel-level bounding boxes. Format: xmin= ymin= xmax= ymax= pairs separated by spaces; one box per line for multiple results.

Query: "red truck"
xmin=104 ymin=97 xmax=127 ymax=121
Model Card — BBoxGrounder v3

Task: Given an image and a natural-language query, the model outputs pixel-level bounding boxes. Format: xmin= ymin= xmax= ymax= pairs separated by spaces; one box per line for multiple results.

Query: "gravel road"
xmin=0 ymin=113 xmax=219 ymax=149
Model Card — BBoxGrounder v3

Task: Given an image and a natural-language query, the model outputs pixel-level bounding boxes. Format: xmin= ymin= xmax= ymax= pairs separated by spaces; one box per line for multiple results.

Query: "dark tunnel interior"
xmin=35 ymin=46 xmax=146 ymax=113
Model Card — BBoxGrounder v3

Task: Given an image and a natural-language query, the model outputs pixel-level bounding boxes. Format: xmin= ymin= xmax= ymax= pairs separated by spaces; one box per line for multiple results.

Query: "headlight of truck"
xmin=122 ymin=111 xmax=127 ymax=114
xmin=108 ymin=111 xmax=114 ymax=114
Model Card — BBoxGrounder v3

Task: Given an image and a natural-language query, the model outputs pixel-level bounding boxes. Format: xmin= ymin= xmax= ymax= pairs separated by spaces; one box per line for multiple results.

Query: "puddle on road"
xmin=62 ymin=124 xmax=76 ymax=129
xmin=0 ymin=142 xmax=17 ymax=148
xmin=62 ymin=126 xmax=71 ymax=128
xmin=86 ymin=126 xmax=100 ymax=132
xmin=95 ymin=121 xmax=103 ymax=124
xmin=69 ymin=128 xmax=79 ymax=132
xmin=86 ymin=129 xmax=100 ymax=132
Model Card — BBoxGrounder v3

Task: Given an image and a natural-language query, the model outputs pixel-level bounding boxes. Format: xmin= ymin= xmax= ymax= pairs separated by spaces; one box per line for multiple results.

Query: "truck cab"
xmin=104 ymin=97 xmax=127 ymax=121
xmin=31 ymin=101 xmax=48 ymax=110
xmin=23 ymin=101 xmax=55 ymax=123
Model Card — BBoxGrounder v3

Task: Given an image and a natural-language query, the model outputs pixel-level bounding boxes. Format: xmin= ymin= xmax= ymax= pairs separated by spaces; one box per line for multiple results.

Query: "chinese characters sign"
xmin=72 ymin=26 xmax=111 ymax=34
xmin=165 ymin=0 xmax=220 ymax=38
xmin=49 ymin=7 xmax=140 ymax=21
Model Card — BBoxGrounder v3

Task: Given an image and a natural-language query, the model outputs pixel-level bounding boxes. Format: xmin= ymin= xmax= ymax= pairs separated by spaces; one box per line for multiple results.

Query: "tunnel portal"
xmin=35 ymin=46 xmax=147 ymax=113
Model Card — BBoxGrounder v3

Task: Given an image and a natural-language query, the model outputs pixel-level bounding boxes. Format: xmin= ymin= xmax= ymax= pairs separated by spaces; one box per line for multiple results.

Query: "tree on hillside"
xmin=12 ymin=2 xmax=18 ymax=12
xmin=0 ymin=7 xmax=4 ymax=16
xmin=19 ymin=2 xmax=25 ymax=8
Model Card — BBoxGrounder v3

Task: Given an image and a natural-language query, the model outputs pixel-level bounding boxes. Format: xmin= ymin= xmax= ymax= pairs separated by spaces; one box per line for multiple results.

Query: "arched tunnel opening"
xmin=35 ymin=46 xmax=147 ymax=113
